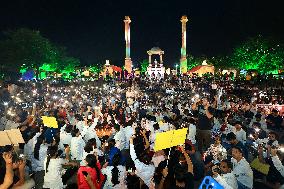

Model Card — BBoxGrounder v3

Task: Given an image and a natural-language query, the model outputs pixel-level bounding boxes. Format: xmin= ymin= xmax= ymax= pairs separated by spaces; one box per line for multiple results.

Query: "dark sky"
xmin=0 ymin=0 xmax=283 ymax=67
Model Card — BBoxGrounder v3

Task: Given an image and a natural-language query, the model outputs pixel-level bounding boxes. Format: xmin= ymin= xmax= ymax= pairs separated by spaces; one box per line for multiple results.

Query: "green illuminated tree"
xmin=187 ymin=54 xmax=204 ymax=70
xmin=60 ymin=57 xmax=80 ymax=79
xmin=231 ymin=36 xmax=284 ymax=73
xmin=140 ymin=59 xmax=149 ymax=73
xmin=89 ymin=64 xmax=102 ymax=74
xmin=0 ymin=28 xmax=59 ymax=78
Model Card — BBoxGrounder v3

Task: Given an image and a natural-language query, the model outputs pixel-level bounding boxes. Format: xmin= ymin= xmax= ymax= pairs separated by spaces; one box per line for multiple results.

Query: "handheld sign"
xmin=154 ymin=128 xmax=188 ymax=151
xmin=41 ymin=116 xmax=58 ymax=128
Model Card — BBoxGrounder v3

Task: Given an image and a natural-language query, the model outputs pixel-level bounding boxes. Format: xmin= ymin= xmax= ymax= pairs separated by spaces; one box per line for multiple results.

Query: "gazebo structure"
xmin=146 ymin=47 xmax=166 ymax=79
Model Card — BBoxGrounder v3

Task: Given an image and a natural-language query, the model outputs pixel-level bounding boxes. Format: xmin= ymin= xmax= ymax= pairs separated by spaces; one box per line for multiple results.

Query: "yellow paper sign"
xmin=42 ymin=116 xmax=58 ymax=128
xmin=154 ymin=128 xmax=188 ymax=152
xmin=171 ymin=128 xmax=188 ymax=147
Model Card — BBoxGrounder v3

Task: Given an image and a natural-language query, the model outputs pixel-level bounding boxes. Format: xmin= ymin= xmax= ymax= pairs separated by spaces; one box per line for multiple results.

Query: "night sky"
xmin=0 ymin=0 xmax=283 ymax=67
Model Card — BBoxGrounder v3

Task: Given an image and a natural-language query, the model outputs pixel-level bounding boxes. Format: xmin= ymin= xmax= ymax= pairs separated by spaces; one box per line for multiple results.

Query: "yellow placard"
xmin=154 ymin=128 xmax=188 ymax=152
xmin=171 ymin=128 xmax=188 ymax=147
xmin=154 ymin=130 xmax=174 ymax=152
xmin=42 ymin=116 xmax=58 ymax=128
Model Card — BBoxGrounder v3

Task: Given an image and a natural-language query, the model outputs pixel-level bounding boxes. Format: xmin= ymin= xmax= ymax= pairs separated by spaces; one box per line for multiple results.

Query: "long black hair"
xmin=84 ymin=138 xmax=97 ymax=153
xmin=34 ymin=135 xmax=44 ymax=160
xmin=85 ymin=154 xmax=101 ymax=182
xmin=46 ymin=146 xmax=58 ymax=173
xmin=111 ymin=153 xmax=120 ymax=186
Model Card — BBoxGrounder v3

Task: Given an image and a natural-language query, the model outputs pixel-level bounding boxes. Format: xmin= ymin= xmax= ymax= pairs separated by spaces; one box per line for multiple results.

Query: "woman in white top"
xmin=101 ymin=153 xmax=127 ymax=189
xmin=70 ymin=128 xmax=85 ymax=161
xmin=32 ymin=136 xmax=48 ymax=172
xmin=32 ymin=135 xmax=48 ymax=189
xmin=43 ymin=146 xmax=77 ymax=189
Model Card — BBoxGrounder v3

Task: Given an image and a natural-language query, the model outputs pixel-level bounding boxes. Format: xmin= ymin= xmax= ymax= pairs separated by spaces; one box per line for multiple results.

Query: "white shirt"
xmin=43 ymin=158 xmax=67 ymax=189
xmin=187 ymin=124 xmax=196 ymax=144
xmin=272 ymin=155 xmax=284 ymax=177
xmin=32 ymin=144 xmax=48 ymax=172
xmin=81 ymin=122 xmax=101 ymax=148
xmin=215 ymin=172 xmax=238 ymax=189
xmin=223 ymin=124 xmax=236 ymax=135
xmin=231 ymin=157 xmax=253 ymax=188
xmin=235 ymin=129 xmax=246 ymax=144
xmin=130 ymin=144 xmax=155 ymax=187
xmin=122 ymin=126 xmax=134 ymax=149
xmin=24 ymin=132 xmax=41 ymax=160
xmin=59 ymin=126 xmax=72 ymax=151
xmin=114 ymin=130 xmax=127 ymax=151
xmin=101 ymin=165 xmax=127 ymax=189
xmin=256 ymin=138 xmax=279 ymax=148
xmin=76 ymin=120 xmax=87 ymax=133
xmin=70 ymin=136 xmax=85 ymax=161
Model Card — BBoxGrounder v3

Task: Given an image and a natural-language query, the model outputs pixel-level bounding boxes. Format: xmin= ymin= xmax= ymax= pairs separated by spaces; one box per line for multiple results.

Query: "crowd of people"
xmin=0 ymin=73 xmax=284 ymax=189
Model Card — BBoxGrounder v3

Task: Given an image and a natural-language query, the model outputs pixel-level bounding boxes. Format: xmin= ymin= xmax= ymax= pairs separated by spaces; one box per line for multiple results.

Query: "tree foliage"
xmin=231 ymin=36 xmax=284 ymax=72
xmin=140 ymin=59 xmax=149 ymax=73
xmin=187 ymin=54 xmax=205 ymax=70
xmin=0 ymin=28 xmax=81 ymax=79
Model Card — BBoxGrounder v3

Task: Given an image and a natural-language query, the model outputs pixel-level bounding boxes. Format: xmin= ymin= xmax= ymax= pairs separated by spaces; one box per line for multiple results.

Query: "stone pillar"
xmin=180 ymin=15 xmax=188 ymax=74
xmin=160 ymin=54 xmax=163 ymax=63
xmin=148 ymin=54 xmax=152 ymax=64
xmin=124 ymin=16 xmax=132 ymax=73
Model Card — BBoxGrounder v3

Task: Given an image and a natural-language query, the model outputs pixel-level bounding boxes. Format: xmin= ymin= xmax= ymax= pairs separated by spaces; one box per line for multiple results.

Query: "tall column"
xmin=180 ymin=15 xmax=188 ymax=74
xmin=124 ymin=16 xmax=132 ymax=73
xmin=148 ymin=54 xmax=152 ymax=64
xmin=160 ymin=54 xmax=163 ymax=63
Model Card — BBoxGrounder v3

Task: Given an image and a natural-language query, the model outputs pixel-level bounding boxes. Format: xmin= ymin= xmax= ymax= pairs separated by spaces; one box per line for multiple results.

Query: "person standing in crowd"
xmin=70 ymin=128 xmax=85 ymax=162
xmin=192 ymin=97 xmax=215 ymax=152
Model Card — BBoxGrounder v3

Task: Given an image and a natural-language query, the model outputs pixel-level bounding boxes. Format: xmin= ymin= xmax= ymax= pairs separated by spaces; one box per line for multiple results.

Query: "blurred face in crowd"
xmin=235 ymin=123 xmax=242 ymax=130
xmin=272 ymin=110 xmax=279 ymax=117
xmin=268 ymin=133 xmax=276 ymax=141
xmin=232 ymin=148 xmax=242 ymax=161
xmin=214 ymin=136 xmax=221 ymax=146
xmin=220 ymin=161 xmax=231 ymax=174
xmin=202 ymin=98 xmax=209 ymax=106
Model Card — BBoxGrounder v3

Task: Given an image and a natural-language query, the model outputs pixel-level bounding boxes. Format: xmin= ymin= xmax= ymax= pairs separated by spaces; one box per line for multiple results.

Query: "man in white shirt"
xmin=234 ymin=121 xmax=246 ymax=144
xmin=59 ymin=124 xmax=73 ymax=151
xmin=113 ymin=124 xmax=127 ymax=151
xmin=81 ymin=119 xmax=101 ymax=148
xmin=187 ymin=118 xmax=196 ymax=145
xmin=231 ymin=146 xmax=253 ymax=189
xmin=129 ymin=136 xmax=155 ymax=187
xmin=212 ymin=159 xmax=238 ymax=189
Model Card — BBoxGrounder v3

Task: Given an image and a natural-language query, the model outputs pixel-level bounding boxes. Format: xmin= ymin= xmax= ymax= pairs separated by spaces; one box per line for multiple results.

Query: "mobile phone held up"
xmin=82 ymin=171 xmax=88 ymax=177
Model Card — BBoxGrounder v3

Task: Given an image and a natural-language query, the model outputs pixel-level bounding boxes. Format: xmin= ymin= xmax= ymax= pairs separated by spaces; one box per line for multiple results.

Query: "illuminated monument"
xmin=124 ymin=16 xmax=132 ymax=73
xmin=180 ymin=15 xmax=188 ymax=74
xmin=146 ymin=47 xmax=165 ymax=79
